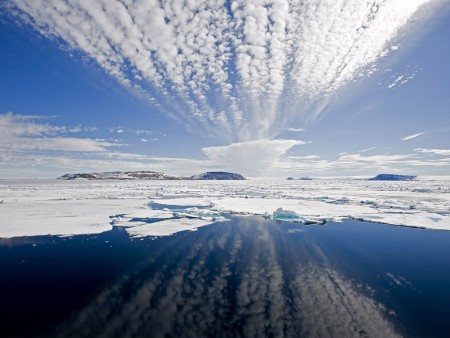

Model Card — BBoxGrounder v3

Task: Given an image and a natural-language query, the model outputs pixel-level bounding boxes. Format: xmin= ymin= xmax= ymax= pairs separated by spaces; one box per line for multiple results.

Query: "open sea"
xmin=1 ymin=216 xmax=450 ymax=337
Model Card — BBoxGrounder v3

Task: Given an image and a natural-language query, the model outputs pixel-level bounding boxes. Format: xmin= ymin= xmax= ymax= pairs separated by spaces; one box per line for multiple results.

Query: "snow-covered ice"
xmin=0 ymin=177 xmax=449 ymax=238
xmin=110 ymin=208 xmax=174 ymax=227
xmin=125 ymin=218 xmax=216 ymax=237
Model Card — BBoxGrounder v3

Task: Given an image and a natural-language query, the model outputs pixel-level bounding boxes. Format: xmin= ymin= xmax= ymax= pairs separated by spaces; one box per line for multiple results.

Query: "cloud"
xmin=286 ymin=128 xmax=305 ymax=133
xmin=10 ymin=137 xmax=117 ymax=152
xmin=337 ymin=153 xmax=416 ymax=165
xmin=203 ymin=139 xmax=306 ymax=174
xmin=415 ymin=148 xmax=450 ymax=156
xmin=387 ymin=65 xmax=421 ymax=89
xmin=271 ymin=149 xmax=450 ymax=176
xmin=0 ymin=149 xmax=215 ymax=178
xmin=135 ymin=130 xmax=153 ymax=135
xmin=0 ymin=112 xmax=114 ymax=152
xmin=0 ymin=112 xmax=64 ymax=136
xmin=68 ymin=125 xmax=98 ymax=133
xmin=110 ymin=127 xmax=154 ymax=136
xmin=402 ymin=131 xmax=426 ymax=141
xmin=2 ymin=113 xmax=449 ymax=178
xmin=288 ymin=155 xmax=321 ymax=160
xmin=0 ymin=114 xmax=215 ymax=177
xmin=358 ymin=147 xmax=377 ymax=153
xmin=6 ymin=0 xmax=438 ymax=141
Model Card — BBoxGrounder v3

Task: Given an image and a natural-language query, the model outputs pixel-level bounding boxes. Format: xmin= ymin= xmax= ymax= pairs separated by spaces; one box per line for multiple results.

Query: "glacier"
xmin=0 ymin=177 xmax=449 ymax=238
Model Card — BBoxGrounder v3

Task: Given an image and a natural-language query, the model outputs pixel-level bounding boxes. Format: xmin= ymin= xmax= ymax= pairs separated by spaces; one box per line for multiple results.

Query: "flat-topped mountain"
xmin=57 ymin=171 xmax=246 ymax=180
xmin=369 ymin=174 xmax=416 ymax=181
xmin=191 ymin=172 xmax=246 ymax=180
xmin=57 ymin=171 xmax=184 ymax=180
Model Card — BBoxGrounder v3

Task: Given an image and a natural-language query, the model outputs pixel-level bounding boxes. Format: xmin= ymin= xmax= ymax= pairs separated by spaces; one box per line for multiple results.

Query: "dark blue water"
xmin=1 ymin=217 xmax=450 ymax=337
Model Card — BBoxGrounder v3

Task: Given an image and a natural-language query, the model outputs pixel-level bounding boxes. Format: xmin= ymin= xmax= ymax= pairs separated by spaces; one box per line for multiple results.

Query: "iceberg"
xmin=268 ymin=208 xmax=306 ymax=223
xmin=265 ymin=208 xmax=326 ymax=224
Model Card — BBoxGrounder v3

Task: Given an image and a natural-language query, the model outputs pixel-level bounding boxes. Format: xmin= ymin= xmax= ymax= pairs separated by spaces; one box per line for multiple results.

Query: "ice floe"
xmin=110 ymin=208 xmax=174 ymax=227
xmin=173 ymin=207 xmax=228 ymax=222
xmin=0 ymin=199 xmax=145 ymax=238
xmin=125 ymin=218 xmax=216 ymax=237
xmin=0 ymin=177 xmax=449 ymax=238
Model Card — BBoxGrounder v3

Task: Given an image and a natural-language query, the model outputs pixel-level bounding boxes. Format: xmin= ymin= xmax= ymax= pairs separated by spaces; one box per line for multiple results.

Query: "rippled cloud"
xmin=6 ymin=0 xmax=438 ymax=141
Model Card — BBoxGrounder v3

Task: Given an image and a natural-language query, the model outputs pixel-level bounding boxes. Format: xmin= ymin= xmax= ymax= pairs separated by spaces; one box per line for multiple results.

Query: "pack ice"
xmin=0 ymin=177 xmax=449 ymax=238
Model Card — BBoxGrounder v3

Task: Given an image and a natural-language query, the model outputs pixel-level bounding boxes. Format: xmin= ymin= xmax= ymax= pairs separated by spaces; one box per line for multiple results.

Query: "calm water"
xmin=1 ymin=217 xmax=450 ymax=337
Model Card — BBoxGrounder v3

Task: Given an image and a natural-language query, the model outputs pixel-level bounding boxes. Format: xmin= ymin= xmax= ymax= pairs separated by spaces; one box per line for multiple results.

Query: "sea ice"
xmin=125 ymin=218 xmax=215 ymax=237
xmin=174 ymin=207 xmax=227 ymax=222
xmin=1 ymin=177 xmax=449 ymax=238
xmin=0 ymin=199 xmax=144 ymax=238
xmin=110 ymin=208 xmax=174 ymax=227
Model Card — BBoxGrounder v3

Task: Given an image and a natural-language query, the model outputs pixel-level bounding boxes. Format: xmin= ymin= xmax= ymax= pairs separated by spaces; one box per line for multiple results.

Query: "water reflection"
xmin=58 ymin=217 xmax=398 ymax=337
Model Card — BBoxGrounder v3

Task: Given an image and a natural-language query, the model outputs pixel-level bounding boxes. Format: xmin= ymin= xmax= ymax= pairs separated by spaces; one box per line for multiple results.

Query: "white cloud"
xmin=387 ymin=75 xmax=405 ymax=89
xmin=269 ymin=148 xmax=450 ymax=176
xmin=0 ymin=113 xmax=221 ymax=177
xmin=387 ymin=66 xmax=421 ymax=89
xmin=0 ymin=112 xmax=117 ymax=152
xmin=288 ymin=155 xmax=321 ymax=160
xmin=2 ymin=112 xmax=449 ymax=177
xmin=110 ymin=127 xmax=154 ymax=136
xmin=337 ymin=153 xmax=416 ymax=166
xmin=358 ymin=147 xmax=377 ymax=153
xmin=135 ymin=130 xmax=153 ymax=135
xmin=0 ymin=112 xmax=64 ymax=136
xmin=12 ymin=137 xmax=117 ymax=152
xmin=68 ymin=125 xmax=98 ymax=133
xmin=6 ymin=0 xmax=438 ymax=141
xmin=203 ymin=139 xmax=306 ymax=174
xmin=402 ymin=131 xmax=426 ymax=141
xmin=286 ymin=128 xmax=305 ymax=133
xmin=415 ymin=148 xmax=450 ymax=156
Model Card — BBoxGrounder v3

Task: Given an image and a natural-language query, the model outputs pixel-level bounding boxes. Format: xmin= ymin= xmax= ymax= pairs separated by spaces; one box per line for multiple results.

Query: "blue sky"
xmin=1 ymin=0 xmax=449 ymax=178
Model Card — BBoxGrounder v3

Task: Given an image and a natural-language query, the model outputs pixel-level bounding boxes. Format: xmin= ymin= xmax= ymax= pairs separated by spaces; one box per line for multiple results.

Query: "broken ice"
xmin=1 ymin=176 xmax=449 ymax=238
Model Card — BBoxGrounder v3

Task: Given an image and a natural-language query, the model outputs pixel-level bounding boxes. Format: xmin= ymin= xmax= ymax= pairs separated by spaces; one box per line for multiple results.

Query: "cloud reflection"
xmin=57 ymin=217 xmax=398 ymax=337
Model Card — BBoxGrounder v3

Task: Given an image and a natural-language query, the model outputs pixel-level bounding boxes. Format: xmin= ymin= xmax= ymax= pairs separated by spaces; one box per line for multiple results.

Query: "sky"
xmin=1 ymin=0 xmax=450 ymax=178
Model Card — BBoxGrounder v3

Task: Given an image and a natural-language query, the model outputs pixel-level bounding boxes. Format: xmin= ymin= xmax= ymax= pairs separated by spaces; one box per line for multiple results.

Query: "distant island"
xmin=57 ymin=171 xmax=246 ymax=181
xmin=369 ymin=174 xmax=417 ymax=181
xmin=191 ymin=172 xmax=245 ymax=180
xmin=287 ymin=177 xmax=313 ymax=181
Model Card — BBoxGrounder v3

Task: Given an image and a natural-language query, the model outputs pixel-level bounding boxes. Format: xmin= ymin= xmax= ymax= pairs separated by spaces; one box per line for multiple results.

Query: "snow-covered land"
xmin=57 ymin=170 xmax=246 ymax=180
xmin=58 ymin=171 xmax=184 ymax=180
xmin=369 ymin=174 xmax=416 ymax=181
xmin=191 ymin=172 xmax=246 ymax=180
xmin=0 ymin=177 xmax=449 ymax=238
